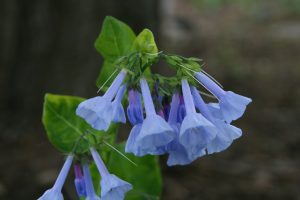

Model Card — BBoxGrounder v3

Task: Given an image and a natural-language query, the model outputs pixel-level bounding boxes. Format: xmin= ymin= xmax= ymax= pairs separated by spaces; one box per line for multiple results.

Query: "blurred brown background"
xmin=0 ymin=0 xmax=300 ymax=199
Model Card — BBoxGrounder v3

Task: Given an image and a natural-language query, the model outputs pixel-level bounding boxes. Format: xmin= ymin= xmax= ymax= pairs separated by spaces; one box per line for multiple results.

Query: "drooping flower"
xmin=82 ymin=162 xmax=101 ymax=200
xmin=190 ymin=86 xmax=242 ymax=154
xmin=76 ymin=70 xmax=126 ymax=131
xmin=179 ymin=79 xmax=217 ymax=159
xmin=111 ymin=84 xmax=127 ymax=123
xmin=134 ymin=78 xmax=175 ymax=155
xmin=74 ymin=163 xmax=86 ymax=198
xmin=38 ymin=155 xmax=73 ymax=200
xmin=195 ymin=71 xmax=252 ymax=123
xmin=166 ymin=93 xmax=195 ymax=166
xmin=90 ymin=147 xmax=132 ymax=200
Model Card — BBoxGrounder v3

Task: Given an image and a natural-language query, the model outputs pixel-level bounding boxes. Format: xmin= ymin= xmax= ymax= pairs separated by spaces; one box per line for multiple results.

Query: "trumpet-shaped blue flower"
xmin=195 ymin=72 xmax=252 ymax=123
xmin=38 ymin=155 xmax=73 ymax=200
xmin=179 ymin=79 xmax=217 ymax=158
xmin=82 ymin=162 xmax=101 ymax=200
xmin=90 ymin=148 xmax=132 ymax=200
xmin=135 ymin=78 xmax=175 ymax=155
xmin=74 ymin=164 xmax=86 ymax=198
xmin=76 ymin=70 xmax=126 ymax=131
xmin=111 ymin=84 xmax=127 ymax=123
xmin=166 ymin=94 xmax=200 ymax=166
xmin=127 ymin=89 xmax=144 ymax=125
xmin=190 ymin=86 xmax=242 ymax=154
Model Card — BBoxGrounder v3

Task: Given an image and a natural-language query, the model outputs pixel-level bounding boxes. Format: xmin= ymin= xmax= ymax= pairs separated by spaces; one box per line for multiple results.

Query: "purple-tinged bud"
xmin=127 ymin=89 xmax=144 ymax=125
xmin=74 ymin=164 xmax=86 ymax=198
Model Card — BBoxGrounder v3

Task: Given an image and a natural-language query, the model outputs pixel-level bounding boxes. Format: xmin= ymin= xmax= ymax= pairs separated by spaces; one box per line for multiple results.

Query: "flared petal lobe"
xmin=207 ymin=119 xmax=242 ymax=154
xmin=76 ymin=96 xmax=112 ymax=131
xmin=125 ymin=124 xmax=145 ymax=156
xmin=179 ymin=113 xmax=217 ymax=149
xmin=100 ymin=174 xmax=132 ymax=200
xmin=136 ymin=115 xmax=174 ymax=155
xmin=219 ymin=91 xmax=252 ymax=122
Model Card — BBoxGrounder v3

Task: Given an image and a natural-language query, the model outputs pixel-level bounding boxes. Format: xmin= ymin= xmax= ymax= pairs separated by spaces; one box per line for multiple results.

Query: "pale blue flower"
xmin=38 ymin=155 xmax=73 ymax=200
xmin=76 ymin=70 xmax=126 ymax=131
xmin=82 ymin=162 xmax=101 ymax=200
xmin=195 ymin=72 xmax=252 ymax=123
xmin=190 ymin=86 xmax=242 ymax=154
xmin=135 ymin=78 xmax=175 ymax=155
xmin=100 ymin=174 xmax=133 ymax=200
xmin=111 ymin=84 xmax=127 ymax=123
xmin=179 ymin=79 xmax=217 ymax=158
xmin=125 ymin=124 xmax=144 ymax=156
xmin=90 ymin=148 xmax=132 ymax=200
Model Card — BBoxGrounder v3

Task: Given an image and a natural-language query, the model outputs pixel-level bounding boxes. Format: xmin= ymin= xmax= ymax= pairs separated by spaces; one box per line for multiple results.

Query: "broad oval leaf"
xmin=42 ymin=93 xmax=99 ymax=153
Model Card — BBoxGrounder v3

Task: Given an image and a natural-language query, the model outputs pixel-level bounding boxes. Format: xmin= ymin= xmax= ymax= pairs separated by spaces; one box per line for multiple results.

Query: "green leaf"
xmin=107 ymin=143 xmax=162 ymax=200
xmin=95 ymin=16 xmax=136 ymax=61
xmin=42 ymin=93 xmax=103 ymax=153
xmin=132 ymin=29 xmax=158 ymax=54
xmin=95 ymin=16 xmax=136 ymax=88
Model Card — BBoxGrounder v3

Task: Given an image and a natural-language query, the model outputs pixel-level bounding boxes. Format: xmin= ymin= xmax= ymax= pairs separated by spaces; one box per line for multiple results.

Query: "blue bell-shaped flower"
xmin=76 ymin=70 xmax=126 ymax=131
xmin=90 ymin=148 xmax=132 ymax=200
xmin=135 ymin=78 xmax=175 ymax=155
xmin=190 ymin=86 xmax=242 ymax=154
xmin=179 ymin=79 xmax=217 ymax=158
xmin=195 ymin=72 xmax=252 ymax=123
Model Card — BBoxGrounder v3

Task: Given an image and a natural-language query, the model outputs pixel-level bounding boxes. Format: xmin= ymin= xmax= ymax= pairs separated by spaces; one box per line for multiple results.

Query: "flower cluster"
xmin=38 ymin=148 xmax=132 ymax=200
xmin=76 ymin=68 xmax=252 ymax=167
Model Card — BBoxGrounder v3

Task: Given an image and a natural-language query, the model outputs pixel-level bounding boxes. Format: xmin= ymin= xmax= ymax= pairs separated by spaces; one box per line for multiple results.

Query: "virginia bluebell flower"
xmin=166 ymin=93 xmax=195 ymax=166
xmin=135 ymin=78 xmax=175 ymax=155
xmin=111 ymin=84 xmax=127 ymax=123
xmin=74 ymin=164 xmax=86 ymax=198
xmin=76 ymin=70 xmax=127 ymax=131
xmin=38 ymin=155 xmax=73 ymax=200
xmin=179 ymin=79 xmax=217 ymax=159
xmin=90 ymin=147 xmax=132 ymax=200
xmin=190 ymin=86 xmax=242 ymax=154
xmin=195 ymin=72 xmax=252 ymax=123
xmin=82 ymin=162 xmax=101 ymax=200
